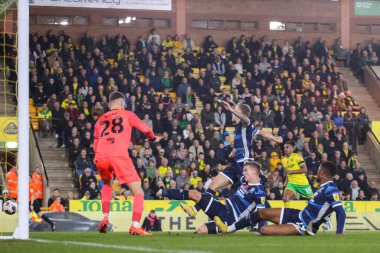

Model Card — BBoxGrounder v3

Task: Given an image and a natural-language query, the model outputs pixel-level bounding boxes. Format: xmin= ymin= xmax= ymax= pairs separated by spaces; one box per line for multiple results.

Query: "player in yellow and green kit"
xmin=282 ymin=141 xmax=313 ymax=207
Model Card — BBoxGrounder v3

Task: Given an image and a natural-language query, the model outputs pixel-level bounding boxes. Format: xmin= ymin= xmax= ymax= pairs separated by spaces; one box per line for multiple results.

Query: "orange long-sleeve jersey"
xmin=94 ymin=109 xmax=154 ymax=158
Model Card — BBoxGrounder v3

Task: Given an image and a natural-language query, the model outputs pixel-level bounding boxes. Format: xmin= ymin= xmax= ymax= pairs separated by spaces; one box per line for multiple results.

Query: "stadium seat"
xmin=217 ymin=47 xmax=225 ymax=53
xmin=29 ymin=98 xmax=34 ymax=105
xmin=31 ymin=118 xmax=39 ymax=131
xmin=107 ymin=58 xmax=114 ymax=65
xmin=135 ymin=145 xmax=142 ymax=153
xmin=29 ymin=106 xmax=37 ymax=115
xmin=305 ymin=137 xmax=311 ymax=143
xmin=262 ymin=128 xmax=273 ymax=134
xmin=220 ymin=76 xmax=227 ymax=84
xmin=190 ymin=109 xmax=198 ymax=114
xmin=192 ymin=68 xmax=200 ymax=74
xmin=112 ymin=180 xmax=122 ymax=194
xmin=226 ymin=127 xmax=235 ymax=134
xmin=139 ymin=75 xmax=145 ymax=83
xmin=169 ymin=92 xmax=177 ymax=101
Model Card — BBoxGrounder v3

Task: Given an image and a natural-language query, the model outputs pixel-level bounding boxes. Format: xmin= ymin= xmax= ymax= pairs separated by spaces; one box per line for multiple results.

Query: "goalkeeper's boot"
xmin=214 ymin=216 xmax=228 ymax=234
xmin=129 ymin=226 xmax=152 ymax=236
xmin=180 ymin=204 xmax=198 ymax=217
xmin=98 ymin=217 xmax=109 ymax=233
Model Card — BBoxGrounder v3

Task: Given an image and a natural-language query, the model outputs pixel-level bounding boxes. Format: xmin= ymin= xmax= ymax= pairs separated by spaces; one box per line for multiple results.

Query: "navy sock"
xmin=235 ymin=211 xmax=260 ymax=231
xmin=234 ymin=215 xmax=251 ymax=231
xmin=258 ymin=220 xmax=267 ymax=230
xmin=164 ymin=189 xmax=189 ymax=200
xmin=193 ymin=204 xmax=201 ymax=212
xmin=192 ymin=188 xmax=217 ymax=212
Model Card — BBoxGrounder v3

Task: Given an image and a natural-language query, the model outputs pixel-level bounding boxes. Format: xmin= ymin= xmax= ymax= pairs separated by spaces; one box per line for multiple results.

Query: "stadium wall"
xmin=29 ymin=0 xmax=380 ymax=50
xmin=2 ymin=200 xmax=379 ymax=232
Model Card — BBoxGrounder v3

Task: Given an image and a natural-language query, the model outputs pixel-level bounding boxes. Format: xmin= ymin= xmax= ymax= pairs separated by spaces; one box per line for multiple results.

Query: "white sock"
xmin=227 ymin=224 xmax=236 ymax=233
xmin=132 ymin=221 xmax=140 ymax=227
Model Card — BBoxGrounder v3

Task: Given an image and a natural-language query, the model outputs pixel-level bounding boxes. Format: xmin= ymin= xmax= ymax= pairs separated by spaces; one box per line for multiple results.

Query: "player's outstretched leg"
xmin=186 ymin=174 xmax=229 ymax=217
xmin=260 ymin=224 xmax=299 ymax=236
xmin=214 ymin=209 xmax=260 ymax=234
xmin=128 ymin=181 xmax=152 ymax=236
xmin=99 ymin=179 xmax=112 ymax=233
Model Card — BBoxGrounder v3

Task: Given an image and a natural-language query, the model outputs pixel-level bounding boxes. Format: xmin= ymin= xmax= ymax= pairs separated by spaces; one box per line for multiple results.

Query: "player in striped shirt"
xmin=215 ymin=161 xmax=346 ymax=236
xmin=181 ymin=101 xmax=282 ymax=217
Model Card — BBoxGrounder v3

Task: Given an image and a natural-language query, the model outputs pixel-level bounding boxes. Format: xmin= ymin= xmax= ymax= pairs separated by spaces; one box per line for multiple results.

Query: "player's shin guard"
xmin=132 ymin=193 xmax=144 ymax=226
xmin=163 ymin=189 xmax=189 ymax=200
xmin=101 ymin=184 xmax=112 ymax=217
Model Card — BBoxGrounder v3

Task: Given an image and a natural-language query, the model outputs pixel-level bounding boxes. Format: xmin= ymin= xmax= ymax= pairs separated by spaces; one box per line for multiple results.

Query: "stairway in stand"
xmin=339 ymin=67 xmax=380 ymax=184
xmin=36 ymin=136 xmax=77 ymax=198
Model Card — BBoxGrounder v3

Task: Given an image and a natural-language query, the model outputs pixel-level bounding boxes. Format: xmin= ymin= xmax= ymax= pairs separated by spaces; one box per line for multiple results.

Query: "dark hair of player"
xmin=285 ymin=140 xmax=296 ymax=147
xmin=237 ymin=103 xmax=251 ymax=117
xmin=320 ymin=161 xmax=337 ymax=177
xmin=109 ymin=91 xmax=125 ymax=102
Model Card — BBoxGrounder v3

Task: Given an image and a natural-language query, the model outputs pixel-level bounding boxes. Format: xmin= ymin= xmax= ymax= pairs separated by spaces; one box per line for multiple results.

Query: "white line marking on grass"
xmin=32 ymin=239 xmax=213 ymax=253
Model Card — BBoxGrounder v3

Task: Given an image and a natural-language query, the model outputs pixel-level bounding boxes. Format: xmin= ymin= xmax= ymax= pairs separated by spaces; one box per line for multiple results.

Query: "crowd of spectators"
xmin=23 ymin=28 xmax=380 ymax=204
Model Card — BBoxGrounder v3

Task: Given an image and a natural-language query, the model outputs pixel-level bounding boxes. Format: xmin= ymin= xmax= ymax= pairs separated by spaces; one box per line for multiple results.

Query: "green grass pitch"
xmin=0 ymin=232 xmax=378 ymax=253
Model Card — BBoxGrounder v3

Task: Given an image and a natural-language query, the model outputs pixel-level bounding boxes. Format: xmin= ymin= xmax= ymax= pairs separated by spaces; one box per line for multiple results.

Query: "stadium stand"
xmin=5 ymin=28 xmax=379 ymax=207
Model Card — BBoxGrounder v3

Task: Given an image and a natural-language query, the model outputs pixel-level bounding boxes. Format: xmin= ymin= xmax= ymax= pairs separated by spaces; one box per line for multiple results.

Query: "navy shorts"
xmin=220 ymin=161 xmax=243 ymax=184
xmin=198 ymin=193 xmax=236 ymax=234
xmin=280 ymin=208 xmax=306 ymax=235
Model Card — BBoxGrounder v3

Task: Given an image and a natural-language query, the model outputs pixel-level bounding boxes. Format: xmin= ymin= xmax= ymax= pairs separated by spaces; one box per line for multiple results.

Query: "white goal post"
xmin=0 ymin=0 xmax=30 ymax=240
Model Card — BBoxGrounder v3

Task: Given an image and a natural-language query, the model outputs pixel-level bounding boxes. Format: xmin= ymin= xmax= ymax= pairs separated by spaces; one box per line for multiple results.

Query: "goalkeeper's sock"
xmin=41 ymin=214 xmax=54 ymax=226
xmin=132 ymin=193 xmax=144 ymax=227
xmin=163 ymin=189 xmax=189 ymax=200
xmin=101 ymin=184 xmax=112 ymax=217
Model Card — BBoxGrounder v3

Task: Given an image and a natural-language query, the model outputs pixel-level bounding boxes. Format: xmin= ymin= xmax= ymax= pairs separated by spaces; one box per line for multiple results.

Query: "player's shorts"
xmin=197 ymin=193 xmax=236 ymax=234
xmin=285 ymin=182 xmax=314 ymax=198
xmin=94 ymin=156 xmax=140 ymax=185
xmin=29 ymin=201 xmax=41 ymax=213
xmin=280 ymin=208 xmax=307 ymax=235
xmin=220 ymin=161 xmax=243 ymax=184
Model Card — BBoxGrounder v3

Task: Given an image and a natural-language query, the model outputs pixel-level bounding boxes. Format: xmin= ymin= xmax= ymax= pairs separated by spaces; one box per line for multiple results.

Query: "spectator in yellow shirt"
xmin=189 ymin=170 xmax=202 ymax=189
xmin=269 ymin=151 xmax=282 ymax=174
xmin=161 ymin=35 xmax=174 ymax=52
xmin=38 ymin=103 xmax=52 ymax=137
xmin=61 ymin=94 xmax=78 ymax=109
xmin=158 ymin=158 xmax=173 ymax=178
xmin=172 ymin=34 xmax=183 ymax=52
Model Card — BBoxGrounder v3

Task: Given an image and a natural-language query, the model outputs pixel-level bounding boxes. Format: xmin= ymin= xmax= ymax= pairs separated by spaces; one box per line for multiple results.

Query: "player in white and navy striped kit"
xmin=216 ymin=161 xmax=346 ymax=236
xmin=181 ymin=101 xmax=282 ymax=217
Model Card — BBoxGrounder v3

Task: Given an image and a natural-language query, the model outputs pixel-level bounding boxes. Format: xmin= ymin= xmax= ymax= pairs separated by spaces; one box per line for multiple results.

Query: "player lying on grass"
xmin=94 ymin=91 xmax=157 ymax=235
xmin=180 ymin=101 xmax=282 ymax=217
xmin=214 ymin=161 xmax=346 ymax=236
xmin=152 ymin=159 xmax=267 ymax=234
